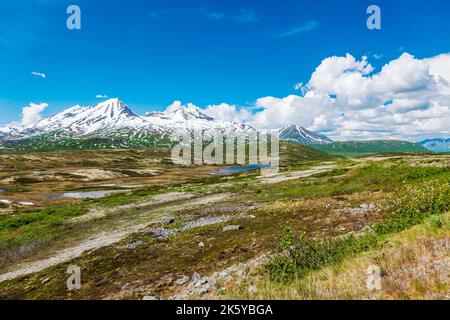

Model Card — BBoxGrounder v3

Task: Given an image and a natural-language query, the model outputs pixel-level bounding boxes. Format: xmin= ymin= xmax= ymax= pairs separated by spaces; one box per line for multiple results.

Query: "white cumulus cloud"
xmin=203 ymin=103 xmax=253 ymax=123
xmin=236 ymin=52 xmax=450 ymax=141
xmin=21 ymin=102 xmax=48 ymax=126
xmin=31 ymin=72 xmax=46 ymax=79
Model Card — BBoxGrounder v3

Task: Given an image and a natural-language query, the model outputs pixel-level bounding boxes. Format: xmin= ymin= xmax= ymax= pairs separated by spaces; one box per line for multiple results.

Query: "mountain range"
xmin=417 ymin=138 xmax=450 ymax=153
xmin=0 ymin=98 xmax=442 ymax=154
xmin=0 ymin=98 xmax=331 ymax=151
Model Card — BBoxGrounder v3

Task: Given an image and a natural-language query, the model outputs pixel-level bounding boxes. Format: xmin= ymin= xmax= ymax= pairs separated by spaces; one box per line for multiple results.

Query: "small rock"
xmin=223 ymin=225 xmax=243 ymax=232
xmin=199 ymin=241 xmax=205 ymax=247
xmin=162 ymin=274 xmax=175 ymax=284
xmin=195 ymin=286 xmax=210 ymax=296
xmin=175 ymin=275 xmax=190 ymax=285
xmin=193 ymin=276 xmax=209 ymax=288
xmin=248 ymin=285 xmax=258 ymax=294
xmin=191 ymin=272 xmax=202 ymax=283
xmin=142 ymin=295 xmax=160 ymax=300
xmin=360 ymin=203 xmax=375 ymax=210
xmin=161 ymin=216 xmax=175 ymax=225
xmin=127 ymin=240 xmax=143 ymax=249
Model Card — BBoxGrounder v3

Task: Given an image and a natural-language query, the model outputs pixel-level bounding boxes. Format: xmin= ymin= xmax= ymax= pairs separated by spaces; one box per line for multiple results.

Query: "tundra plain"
xmin=0 ymin=146 xmax=448 ymax=300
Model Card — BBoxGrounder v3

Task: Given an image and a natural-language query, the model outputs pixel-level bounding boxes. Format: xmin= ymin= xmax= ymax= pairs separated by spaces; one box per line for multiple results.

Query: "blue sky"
xmin=1 ymin=0 xmax=450 ymax=138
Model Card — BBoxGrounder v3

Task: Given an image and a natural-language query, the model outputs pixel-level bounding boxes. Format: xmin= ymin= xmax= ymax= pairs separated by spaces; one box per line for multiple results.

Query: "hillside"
xmin=312 ymin=140 xmax=429 ymax=156
xmin=279 ymin=141 xmax=337 ymax=166
xmin=0 ymin=131 xmax=173 ymax=152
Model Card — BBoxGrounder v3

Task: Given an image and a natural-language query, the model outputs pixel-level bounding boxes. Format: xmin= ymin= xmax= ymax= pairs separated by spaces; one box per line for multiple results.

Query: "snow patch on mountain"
xmin=279 ymin=125 xmax=332 ymax=145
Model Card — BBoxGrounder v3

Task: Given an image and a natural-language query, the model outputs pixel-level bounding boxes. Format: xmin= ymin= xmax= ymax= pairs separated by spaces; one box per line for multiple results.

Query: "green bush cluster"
xmin=266 ymin=180 xmax=450 ymax=282
xmin=0 ymin=205 xmax=86 ymax=231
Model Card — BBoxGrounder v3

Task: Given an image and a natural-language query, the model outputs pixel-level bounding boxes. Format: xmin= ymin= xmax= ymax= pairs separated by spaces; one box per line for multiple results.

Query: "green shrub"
xmin=373 ymin=181 xmax=450 ymax=235
xmin=266 ymin=180 xmax=450 ymax=282
xmin=0 ymin=205 xmax=87 ymax=231
xmin=267 ymin=232 xmax=378 ymax=282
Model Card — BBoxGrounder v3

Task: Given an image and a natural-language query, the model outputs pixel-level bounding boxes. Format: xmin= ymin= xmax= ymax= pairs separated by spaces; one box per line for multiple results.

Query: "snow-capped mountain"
xmin=0 ymin=98 xmax=332 ymax=150
xmin=14 ymin=99 xmax=166 ymax=137
xmin=0 ymin=99 xmax=256 ymax=150
xmin=418 ymin=138 xmax=450 ymax=153
xmin=279 ymin=125 xmax=332 ymax=145
xmin=1 ymin=98 xmax=254 ymax=139
xmin=143 ymin=103 xmax=252 ymax=137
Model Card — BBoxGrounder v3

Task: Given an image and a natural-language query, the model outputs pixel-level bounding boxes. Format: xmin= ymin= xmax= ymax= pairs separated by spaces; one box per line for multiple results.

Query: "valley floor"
xmin=0 ymin=150 xmax=448 ymax=300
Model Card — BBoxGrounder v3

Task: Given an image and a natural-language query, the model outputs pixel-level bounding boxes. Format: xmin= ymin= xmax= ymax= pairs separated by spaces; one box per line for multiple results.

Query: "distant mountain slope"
xmin=417 ymin=138 xmax=450 ymax=153
xmin=279 ymin=125 xmax=332 ymax=145
xmin=313 ymin=140 xmax=429 ymax=156
xmin=280 ymin=141 xmax=337 ymax=165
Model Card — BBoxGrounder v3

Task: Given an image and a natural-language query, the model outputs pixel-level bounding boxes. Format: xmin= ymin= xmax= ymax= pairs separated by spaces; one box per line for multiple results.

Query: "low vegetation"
xmin=265 ymin=180 xmax=450 ymax=283
xmin=313 ymin=140 xmax=429 ymax=156
xmin=0 ymin=205 xmax=87 ymax=268
xmin=0 ymin=149 xmax=448 ymax=300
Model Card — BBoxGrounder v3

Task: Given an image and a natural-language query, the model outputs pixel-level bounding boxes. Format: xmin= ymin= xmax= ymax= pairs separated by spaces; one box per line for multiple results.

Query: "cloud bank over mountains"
xmin=201 ymin=52 xmax=450 ymax=141
xmin=9 ymin=52 xmax=450 ymax=142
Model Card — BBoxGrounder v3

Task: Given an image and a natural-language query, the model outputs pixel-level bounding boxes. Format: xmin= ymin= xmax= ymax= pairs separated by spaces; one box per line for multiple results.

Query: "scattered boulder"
xmin=126 ymin=240 xmax=143 ymax=249
xmin=223 ymin=225 xmax=243 ymax=232
xmin=152 ymin=216 xmax=231 ymax=239
xmin=360 ymin=203 xmax=375 ymax=210
xmin=161 ymin=216 xmax=175 ymax=225
xmin=198 ymin=241 xmax=205 ymax=247
xmin=169 ymin=254 xmax=269 ymax=300
xmin=175 ymin=275 xmax=190 ymax=285
xmin=191 ymin=272 xmax=202 ymax=284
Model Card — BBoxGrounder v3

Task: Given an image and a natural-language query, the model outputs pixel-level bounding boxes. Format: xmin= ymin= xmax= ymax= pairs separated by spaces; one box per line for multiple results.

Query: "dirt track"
xmin=0 ymin=164 xmax=339 ymax=283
